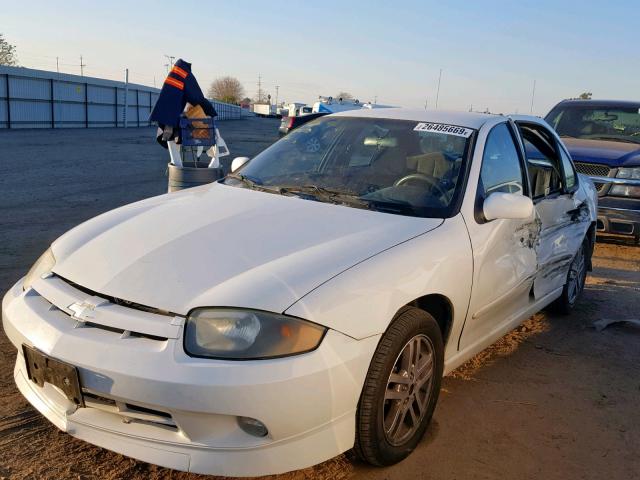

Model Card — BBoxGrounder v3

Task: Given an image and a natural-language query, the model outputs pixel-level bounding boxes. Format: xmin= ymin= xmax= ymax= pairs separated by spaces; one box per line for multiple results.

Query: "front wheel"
xmin=355 ymin=307 xmax=444 ymax=466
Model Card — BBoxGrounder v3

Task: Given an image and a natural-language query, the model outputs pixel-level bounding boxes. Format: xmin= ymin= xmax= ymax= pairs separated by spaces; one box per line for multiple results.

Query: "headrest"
xmin=406 ymin=152 xmax=449 ymax=177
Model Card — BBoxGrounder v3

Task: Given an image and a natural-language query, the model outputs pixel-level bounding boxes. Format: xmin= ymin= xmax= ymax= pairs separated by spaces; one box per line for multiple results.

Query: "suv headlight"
xmin=616 ymin=167 xmax=640 ymax=179
xmin=184 ymin=308 xmax=327 ymax=360
xmin=612 ymin=167 xmax=640 ymax=197
xmin=23 ymin=248 xmax=56 ymax=291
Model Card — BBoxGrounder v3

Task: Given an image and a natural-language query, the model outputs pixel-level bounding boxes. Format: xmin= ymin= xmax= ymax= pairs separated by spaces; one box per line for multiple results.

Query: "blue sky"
xmin=3 ymin=0 xmax=638 ymax=115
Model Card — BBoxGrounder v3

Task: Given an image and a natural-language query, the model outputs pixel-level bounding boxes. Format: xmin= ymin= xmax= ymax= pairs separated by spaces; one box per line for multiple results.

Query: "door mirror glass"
xmin=231 ymin=156 xmax=250 ymax=172
xmin=483 ymin=192 xmax=534 ymax=221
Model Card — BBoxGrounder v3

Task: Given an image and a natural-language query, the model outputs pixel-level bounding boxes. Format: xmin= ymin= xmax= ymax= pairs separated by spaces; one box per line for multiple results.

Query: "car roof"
xmin=330 ymin=108 xmax=503 ymax=130
xmin=553 ymin=99 xmax=640 ymax=109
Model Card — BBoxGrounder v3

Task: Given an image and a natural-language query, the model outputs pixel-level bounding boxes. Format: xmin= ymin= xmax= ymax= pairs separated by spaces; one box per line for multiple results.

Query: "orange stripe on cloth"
xmin=165 ymin=77 xmax=184 ymax=90
xmin=171 ymin=65 xmax=188 ymax=78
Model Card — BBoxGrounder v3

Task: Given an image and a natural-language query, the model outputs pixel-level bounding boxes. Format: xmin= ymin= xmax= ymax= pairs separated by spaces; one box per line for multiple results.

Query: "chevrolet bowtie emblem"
xmin=68 ymin=301 xmax=96 ymax=320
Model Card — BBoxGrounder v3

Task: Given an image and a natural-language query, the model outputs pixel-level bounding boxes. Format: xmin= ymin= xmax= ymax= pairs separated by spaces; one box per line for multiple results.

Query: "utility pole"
xmin=530 ymin=79 xmax=537 ymax=114
xmin=435 ymin=68 xmax=442 ymax=109
xmin=56 ymin=57 xmax=59 ymax=73
xmin=275 ymin=85 xmax=279 ymax=106
xmin=424 ymin=98 xmax=428 ymax=110
xmin=374 ymin=95 xmax=377 ymax=104
xmin=257 ymin=74 xmax=263 ymax=103
xmin=164 ymin=55 xmax=175 ymax=71
xmin=79 ymin=55 xmax=86 ymax=76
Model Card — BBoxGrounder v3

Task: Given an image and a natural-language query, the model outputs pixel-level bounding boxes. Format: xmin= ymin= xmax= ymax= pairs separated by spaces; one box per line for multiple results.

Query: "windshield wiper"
xmin=277 ymin=184 xmax=371 ymax=209
xmin=224 ymin=173 xmax=280 ymax=193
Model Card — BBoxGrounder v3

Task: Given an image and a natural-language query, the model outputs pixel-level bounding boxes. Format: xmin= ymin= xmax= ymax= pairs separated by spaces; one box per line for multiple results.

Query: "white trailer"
xmin=252 ymin=103 xmax=277 ymax=117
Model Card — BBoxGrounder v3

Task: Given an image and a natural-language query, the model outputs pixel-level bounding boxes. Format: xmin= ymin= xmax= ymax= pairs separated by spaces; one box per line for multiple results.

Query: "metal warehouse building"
xmin=0 ymin=65 xmax=243 ymax=129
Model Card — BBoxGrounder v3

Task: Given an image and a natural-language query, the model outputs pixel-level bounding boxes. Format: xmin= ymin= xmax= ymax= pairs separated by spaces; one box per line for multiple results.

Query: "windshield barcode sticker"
xmin=414 ymin=122 xmax=473 ymax=137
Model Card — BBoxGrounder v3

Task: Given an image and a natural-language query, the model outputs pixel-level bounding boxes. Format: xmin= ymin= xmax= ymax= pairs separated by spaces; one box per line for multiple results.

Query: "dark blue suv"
xmin=546 ymin=99 xmax=640 ymax=243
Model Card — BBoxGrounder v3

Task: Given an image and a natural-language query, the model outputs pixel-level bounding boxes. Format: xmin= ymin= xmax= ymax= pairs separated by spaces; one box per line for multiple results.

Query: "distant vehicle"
xmin=312 ymin=96 xmax=393 ymax=114
xmin=278 ymin=111 xmax=328 ymax=136
xmin=4 ymin=108 xmax=597 ymax=476
xmin=546 ymin=99 xmax=640 ymax=242
xmin=284 ymin=102 xmax=313 ymax=117
xmin=252 ymin=103 xmax=277 ymax=118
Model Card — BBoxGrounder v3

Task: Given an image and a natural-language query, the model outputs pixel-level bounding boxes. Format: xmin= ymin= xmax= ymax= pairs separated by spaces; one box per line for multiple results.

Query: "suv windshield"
xmin=224 ymin=117 xmax=474 ymax=218
xmin=546 ymin=105 xmax=640 ymax=144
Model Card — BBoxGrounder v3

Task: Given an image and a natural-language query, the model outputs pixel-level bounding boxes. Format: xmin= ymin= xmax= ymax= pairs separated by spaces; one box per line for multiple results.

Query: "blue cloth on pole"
xmin=149 ymin=59 xmax=216 ymax=128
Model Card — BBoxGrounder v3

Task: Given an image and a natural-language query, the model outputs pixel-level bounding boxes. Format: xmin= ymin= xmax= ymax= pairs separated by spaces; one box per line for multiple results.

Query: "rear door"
xmin=515 ymin=120 xmax=585 ymax=299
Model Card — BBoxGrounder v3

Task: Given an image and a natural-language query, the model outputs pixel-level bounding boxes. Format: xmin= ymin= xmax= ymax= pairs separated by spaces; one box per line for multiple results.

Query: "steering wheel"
xmin=394 ymin=173 xmax=450 ymax=203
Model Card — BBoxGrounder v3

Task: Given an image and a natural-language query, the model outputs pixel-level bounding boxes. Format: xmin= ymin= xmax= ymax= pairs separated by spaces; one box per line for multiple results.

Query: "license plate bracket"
xmin=22 ymin=344 xmax=84 ymax=407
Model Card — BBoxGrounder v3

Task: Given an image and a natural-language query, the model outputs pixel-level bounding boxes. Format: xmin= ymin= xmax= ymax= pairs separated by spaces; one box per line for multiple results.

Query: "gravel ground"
xmin=0 ymin=121 xmax=638 ymax=479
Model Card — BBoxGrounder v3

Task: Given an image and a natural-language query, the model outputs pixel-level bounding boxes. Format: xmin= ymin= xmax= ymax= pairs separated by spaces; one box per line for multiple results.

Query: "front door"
xmin=459 ymin=121 xmax=539 ymax=351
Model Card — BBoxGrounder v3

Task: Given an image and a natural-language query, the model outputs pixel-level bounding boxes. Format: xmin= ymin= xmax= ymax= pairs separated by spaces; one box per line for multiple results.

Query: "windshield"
xmin=546 ymin=105 xmax=640 ymax=144
xmin=224 ymin=117 xmax=474 ymax=218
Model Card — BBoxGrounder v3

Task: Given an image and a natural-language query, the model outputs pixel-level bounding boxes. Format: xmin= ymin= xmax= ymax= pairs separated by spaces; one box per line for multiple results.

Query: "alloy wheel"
xmin=383 ymin=334 xmax=435 ymax=446
xmin=567 ymin=244 xmax=586 ymax=304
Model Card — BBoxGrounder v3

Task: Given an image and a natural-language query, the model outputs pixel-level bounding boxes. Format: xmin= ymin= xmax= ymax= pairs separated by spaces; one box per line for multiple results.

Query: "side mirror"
xmin=483 ymin=192 xmax=533 ymax=221
xmin=231 ymin=156 xmax=250 ymax=172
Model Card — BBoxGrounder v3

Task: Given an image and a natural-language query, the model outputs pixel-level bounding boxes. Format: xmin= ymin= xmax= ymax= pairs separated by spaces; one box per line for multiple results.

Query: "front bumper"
xmin=2 ymin=276 xmax=379 ymax=476
xmin=596 ymin=198 xmax=640 ymax=238
xmin=588 ymin=175 xmax=640 ymax=238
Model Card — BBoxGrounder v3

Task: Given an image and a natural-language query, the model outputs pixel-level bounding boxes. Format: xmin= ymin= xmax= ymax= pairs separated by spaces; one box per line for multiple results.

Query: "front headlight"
xmin=23 ymin=247 xmax=56 ymax=291
xmin=184 ymin=308 xmax=327 ymax=360
xmin=609 ymin=185 xmax=640 ymax=198
xmin=616 ymin=167 xmax=640 ymax=180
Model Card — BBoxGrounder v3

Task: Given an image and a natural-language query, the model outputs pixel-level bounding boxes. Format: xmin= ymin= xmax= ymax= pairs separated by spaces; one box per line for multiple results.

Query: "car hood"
xmin=51 ymin=183 xmax=442 ymax=316
xmin=563 ymin=138 xmax=640 ymax=167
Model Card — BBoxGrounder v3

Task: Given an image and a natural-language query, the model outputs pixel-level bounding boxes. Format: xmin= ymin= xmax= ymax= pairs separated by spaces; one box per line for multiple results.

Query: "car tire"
xmin=551 ymin=237 xmax=590 ymax=315
xmin=355 ymin=307 xmax=444 ymax=466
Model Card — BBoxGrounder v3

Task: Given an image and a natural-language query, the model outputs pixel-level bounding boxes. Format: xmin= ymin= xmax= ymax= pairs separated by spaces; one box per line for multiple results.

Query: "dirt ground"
xmin=1 ymin=123 xmax=639 ymax=479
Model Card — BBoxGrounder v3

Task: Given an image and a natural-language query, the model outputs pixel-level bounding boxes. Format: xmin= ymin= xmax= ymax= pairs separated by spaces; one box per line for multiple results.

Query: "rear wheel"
xmin=355 ymin=307 xmax=443 ymax=466
xmin=552 ymin=237 xmax=589 ymax=314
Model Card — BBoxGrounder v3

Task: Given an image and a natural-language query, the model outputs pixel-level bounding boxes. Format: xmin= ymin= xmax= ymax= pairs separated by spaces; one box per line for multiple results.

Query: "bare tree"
xmin=578 ymin=92 xmax=592 ymax=100
xmin=0 ymin=34 xmax=18 ymax=66
xmin=335 ymin=91 xmax=354 ymax=101
xmin=207 ymin=76 xmax=245 ymax=104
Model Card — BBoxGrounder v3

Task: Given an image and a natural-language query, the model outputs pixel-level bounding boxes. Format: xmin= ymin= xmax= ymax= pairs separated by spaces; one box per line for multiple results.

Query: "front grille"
xmin=574 ymin=162 xmax=613 ymax=193
xmin=574 ymin=162 xmax=611 ymax=177
xmin=56 ymin=274 xmax=177 ymax=317
xmin=83 ymin=391 xmax=177 ymax=429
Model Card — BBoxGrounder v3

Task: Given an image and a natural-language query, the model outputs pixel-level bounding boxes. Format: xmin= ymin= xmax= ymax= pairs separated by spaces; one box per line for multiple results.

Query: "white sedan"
xmin=2 ymin=109 xmax=597 ymax=476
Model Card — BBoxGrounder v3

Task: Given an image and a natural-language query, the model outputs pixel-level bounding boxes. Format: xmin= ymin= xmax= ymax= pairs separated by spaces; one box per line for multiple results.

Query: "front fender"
xmin=285 ymin=214 xmax=473 ymax=364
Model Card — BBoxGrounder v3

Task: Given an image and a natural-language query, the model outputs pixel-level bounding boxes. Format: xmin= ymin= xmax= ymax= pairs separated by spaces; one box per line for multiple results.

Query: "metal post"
xmin=530 ymin=79 xmax=536 ymax=114
xmin=114 ymin=86 xmax=118 ymax=127
xmin=136 ymin=89 xmax=140 ymax=127
xmin=84 ymin=83 xmax=89 ymax=128
xmin=123 ymin=69 xmax=129 ymax=128
xmin=50 ymin=79 xmax=55 ymax=128
xmin=435 ymin=69 xmax=442 ymax=110
xmin=5 ymin=74 xmax=11 ymax=129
